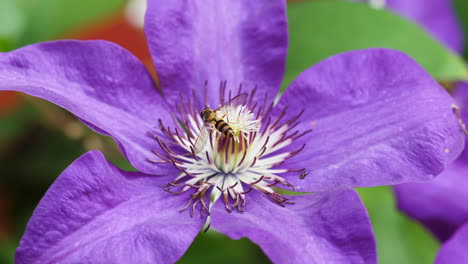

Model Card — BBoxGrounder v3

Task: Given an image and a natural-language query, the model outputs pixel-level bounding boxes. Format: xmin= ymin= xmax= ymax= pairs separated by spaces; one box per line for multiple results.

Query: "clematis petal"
xmin=455 ymin=83 xmax=468 ymax=119
xmin=454 ymin=82 xmax=468 ymax=162
xmin=211 ymin=190 xmax=376 ymax=264
xmin=435 ymin=223 xmax=468 ymax=264
xmin=144 ymin=0 xmax=288 ymax=107
xmin=16 ymin=151 xmax=204 ymax=264
xmin=0 ymin=40 xmax=169 ymax=175
xmin=276 ymin=48 xmax=465 ymax=192
xmin=393 ymin=82 xmax=468 ymax=242
xmin=394 ymin=155 xmax=468 ymax=242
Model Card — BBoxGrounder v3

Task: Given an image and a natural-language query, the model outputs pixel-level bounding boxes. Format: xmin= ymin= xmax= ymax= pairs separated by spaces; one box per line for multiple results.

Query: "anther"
xmin=189 ymin=146 xmax=200 ymax=161
xmin=224 ymin=191 xmax=232 ymax=213
xmin=250 ymin=157 xmax=257 ymax=167
xmin=248 ymin=86 xmax=256 ymax=108
xmin=249 ymin=176 xmax=265 ymax=185
xmin=271 ymin=106 xmax=288 ymax=129
xmin=292 ymin=129 xmax=313 ymax=141
xmin=151 ymin=83 xmax=307 ymax=216
xmin=229 ymin=182 xmax=239 ymax=189
xmin=237 ymin=150 xmax=248 ymax=167
xmin=300 ymin=171 xmax=308 ymax=179
xmin=205 ymin=151 xmax=212 ymax=165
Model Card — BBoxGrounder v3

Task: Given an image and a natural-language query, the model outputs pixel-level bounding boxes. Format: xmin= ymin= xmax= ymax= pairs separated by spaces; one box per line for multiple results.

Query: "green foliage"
xmin=0 ymin=240 xmax=15 ymax=264
xmin=17 ymin=0 xmax=125 ymax=46
xmin=178 ymin=231 xmax=270 ymax=264
xmin=0 ymin=104 xmax=37 ymax=151
xmin=357 ymin=186 xmax=439 ymax=264
xmin=284 ymin=0 xmax=468 ymax=89
xmin=0 ymin=118 xmax=87 ymax=263
xmin=0 ymin=0 xmax=125 ymax=50
xmin=453 ymin=0 xmax=468 ymax=58
xmin=1 ymin=1 xmax=464 ymax=263
xmin=0 ymin=0 xmax=25 ymax=51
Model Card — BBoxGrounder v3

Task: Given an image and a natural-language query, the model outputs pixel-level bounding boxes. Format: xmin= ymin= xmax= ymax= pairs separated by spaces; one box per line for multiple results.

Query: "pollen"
xmin=223 ymin=105 xmax=260 ymax=137
xmin=148 ymin=81 xmax=310 ymax=217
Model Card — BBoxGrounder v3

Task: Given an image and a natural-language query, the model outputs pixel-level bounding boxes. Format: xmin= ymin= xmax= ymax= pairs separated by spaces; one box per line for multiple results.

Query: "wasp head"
xmin=200 ymin=107 xmax=213 ymax=121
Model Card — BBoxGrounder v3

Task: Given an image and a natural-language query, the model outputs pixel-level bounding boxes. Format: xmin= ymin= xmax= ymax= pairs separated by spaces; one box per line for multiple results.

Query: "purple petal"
xmin=394 ymin=158 xmax=468 ymax=241
xmin=435 ymin=223 xmax=468 ymax=264
xmin=393 ymin=82 xmax=468 ymax=242
xmin=0 ymin=40 xmax=169 ymax=175
xmin=454 ymin=82 xmax=468 ymax=162
xmin=144 ymin=0 xmax=288 ymax=107
xmin=16 ymin=151 xmax=204 ymax=264
xmin=211 ymin=190 xmax=376 ymax=264
xmin=276 ymin=48 xmax=465 ymax=191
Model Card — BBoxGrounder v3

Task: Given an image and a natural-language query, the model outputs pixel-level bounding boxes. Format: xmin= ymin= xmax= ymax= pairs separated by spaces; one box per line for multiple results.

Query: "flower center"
xmin=149 ymin=82 xmax=310 ymax=217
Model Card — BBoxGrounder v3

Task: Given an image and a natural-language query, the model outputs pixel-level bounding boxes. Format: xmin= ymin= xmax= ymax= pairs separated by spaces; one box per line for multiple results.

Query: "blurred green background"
xmin=1 ymin=0 xmax=467 ymax=263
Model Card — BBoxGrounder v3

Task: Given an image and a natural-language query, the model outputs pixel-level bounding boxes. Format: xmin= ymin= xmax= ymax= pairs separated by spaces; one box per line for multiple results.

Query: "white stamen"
xmin=152 ymin=89 xmax=307 ymax=216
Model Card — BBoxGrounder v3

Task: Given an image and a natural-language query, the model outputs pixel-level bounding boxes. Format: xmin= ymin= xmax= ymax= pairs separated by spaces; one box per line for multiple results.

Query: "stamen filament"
xmin=148 ymin=82 xmax=306 ymax=215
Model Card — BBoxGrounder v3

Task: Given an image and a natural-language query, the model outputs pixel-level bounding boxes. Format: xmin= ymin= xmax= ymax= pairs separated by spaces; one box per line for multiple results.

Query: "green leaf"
xmin=453 ymin=0 xmax=468 ymax=59
xmin=0 ymin=103 xmax=37 ymax=152
xmin=178 ymin=231 xmax=270 ymax=264
xmin=284 ymin=0 xmax=468 ymax=89
xmin=357 ymin=186 xmax=439 ymax=264
xmin=16 ymin=0 xmax=126 ymax=46
xmin=0 ymin=0 xmax=25 ymax=51
xmin=0 ymin=240 xmax=15 ymax=264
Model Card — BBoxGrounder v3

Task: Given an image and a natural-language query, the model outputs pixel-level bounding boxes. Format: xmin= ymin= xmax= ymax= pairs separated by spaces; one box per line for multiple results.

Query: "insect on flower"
xmin=194 ymin=92 xmax=249 ymax=153
xmin=1 ymin=0 xmax=465 ymax=263
xmin=149 ymin=81 xmax=305 ymax=216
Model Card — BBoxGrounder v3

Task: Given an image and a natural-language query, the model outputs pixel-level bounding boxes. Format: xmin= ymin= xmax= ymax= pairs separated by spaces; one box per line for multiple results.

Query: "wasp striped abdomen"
xmin=194 ymin=93 xmax=249 ymax=153
xmin=215 ymin=119 xmax=234 ymax=137
xmin=201 ymin=107 xmax=235 ymax=137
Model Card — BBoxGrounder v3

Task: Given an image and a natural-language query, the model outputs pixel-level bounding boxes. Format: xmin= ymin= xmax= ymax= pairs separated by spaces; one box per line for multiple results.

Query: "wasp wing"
xmin=193 ymin=124 xmax=210 ymax=154
xmin=215 ymin=93 xmax=248 ymax=114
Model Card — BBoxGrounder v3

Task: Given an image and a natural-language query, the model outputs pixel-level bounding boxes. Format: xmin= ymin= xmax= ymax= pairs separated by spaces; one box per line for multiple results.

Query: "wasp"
xmin=193 ymin=93 xmax=248 ymax=153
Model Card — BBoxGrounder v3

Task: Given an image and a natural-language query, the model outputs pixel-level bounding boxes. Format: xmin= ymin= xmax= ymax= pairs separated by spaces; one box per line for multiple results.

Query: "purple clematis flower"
xmin=351 ymin=0 xmax=464 ymax=52
xmin=0 ymin=0 xmax=465 ymax=263
xmin=435 ymin=222 xmax=468 ymax=264
xmin=394 ymin=84 xmax=468 ymax=242
xmin=385 ymin=0 xmax=468 ymax=244
xmin=368 ymin=2 xmax=468 ymax=262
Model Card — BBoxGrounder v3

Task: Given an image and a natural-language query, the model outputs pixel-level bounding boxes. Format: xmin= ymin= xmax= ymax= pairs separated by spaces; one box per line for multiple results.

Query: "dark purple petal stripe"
xmin=144 ymin=0 xmax=288 ymax=107
xmin=276 ymin=48 xmax=465 ymax=192
xmin=16 ymin=151 xmax=204 ymax=264
xmin=211 ymin=190 xmax=376 ymax=264
xmin=0 ymin=40 xmax=170 ymax=175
